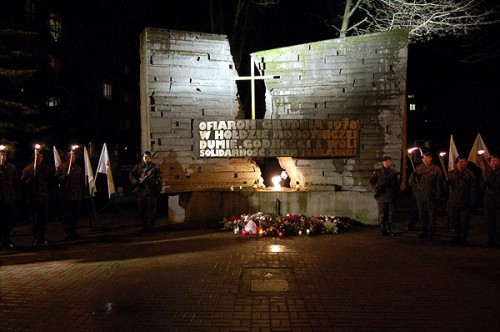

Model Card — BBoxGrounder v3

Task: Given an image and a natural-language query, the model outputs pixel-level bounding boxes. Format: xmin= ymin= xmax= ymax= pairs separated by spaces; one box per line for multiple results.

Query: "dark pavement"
xmin=1 ymin=199 xmax=499 ymax=331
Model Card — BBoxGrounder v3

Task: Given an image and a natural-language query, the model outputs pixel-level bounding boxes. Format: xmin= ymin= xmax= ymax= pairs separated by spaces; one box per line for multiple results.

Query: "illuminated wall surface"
xmin=140 ymin=28 xmax=408 ymax=193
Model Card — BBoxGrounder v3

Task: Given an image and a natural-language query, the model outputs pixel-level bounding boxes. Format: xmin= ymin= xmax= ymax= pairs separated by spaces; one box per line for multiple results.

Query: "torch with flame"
xmin=0 ymin=145 xmax=6 ymax=166
xmin=407 ymin=147 xmax=419 ymax=187
xmin=438 ymin=152 xmax=449 ymax=181
xmin=34 ymin=144 xmax=41 ymax=175
xmin=67 ymin=145 xmax=79 ymax=175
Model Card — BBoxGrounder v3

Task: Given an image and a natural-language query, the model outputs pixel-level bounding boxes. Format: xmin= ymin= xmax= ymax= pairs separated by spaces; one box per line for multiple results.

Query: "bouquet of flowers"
xmin=220 ymin=212 xmax=361 ymax=237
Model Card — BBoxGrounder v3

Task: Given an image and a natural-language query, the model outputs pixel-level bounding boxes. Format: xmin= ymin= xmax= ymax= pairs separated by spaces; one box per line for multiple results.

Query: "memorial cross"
xmin=233 ymin=55 xmax=280 ymax=120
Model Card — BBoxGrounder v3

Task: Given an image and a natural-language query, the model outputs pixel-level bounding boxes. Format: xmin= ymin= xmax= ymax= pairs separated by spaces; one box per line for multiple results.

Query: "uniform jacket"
xmin=447 ymin=168 xmax=477 ymax=207
xmin=0 ymin=162 xmax=21 ymax=204
xmin=410 ymin=163 xmax=443 ymax=202
xmin=369 ymin=167 xmax=399 ymax=202
xmin=129 ymin=161 xmax=163 ymax=196
xmin=483 ymin=167 xmax=500 ymax=207
xmin=21 ymin=162 xmax=51 ymax=204
xmin=55 ymin=162 xmax=84 ymax=201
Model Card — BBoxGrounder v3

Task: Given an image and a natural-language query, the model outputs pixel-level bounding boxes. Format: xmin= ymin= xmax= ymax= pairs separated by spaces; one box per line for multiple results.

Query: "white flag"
xmin=448 ymin=135 xmax=459 ymax=171
xmin=468 ymin=133 xmax=490 ymax=172
xmin=83 ymin=146 xmax=96 ymax=196
xmin=53 ymin=146 xmax=62 ymax=170
xmin=96 ymin=143 xmax=115 ymax=198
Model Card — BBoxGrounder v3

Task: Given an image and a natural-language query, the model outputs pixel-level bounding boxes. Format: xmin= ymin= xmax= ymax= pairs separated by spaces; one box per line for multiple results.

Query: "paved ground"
xmin=1 ymin=200 xmax=499 ymax=331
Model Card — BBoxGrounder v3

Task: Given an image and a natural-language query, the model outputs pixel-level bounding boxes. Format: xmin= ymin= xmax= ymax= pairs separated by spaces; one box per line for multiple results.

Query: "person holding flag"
xmin=446 ymin=155 xmax=477 ymax=246
xmin=129 ymin=151 xmax=163 ymax=233
xmin=479 ymin=152 xmax=500 ymax=248
xmin=55 ymin=146 xmax=85 ymax=240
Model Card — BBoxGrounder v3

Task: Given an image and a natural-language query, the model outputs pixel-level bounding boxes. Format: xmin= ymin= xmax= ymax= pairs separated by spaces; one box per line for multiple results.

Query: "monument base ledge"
xmin=166 ymin=189 xmax=378 ymax=225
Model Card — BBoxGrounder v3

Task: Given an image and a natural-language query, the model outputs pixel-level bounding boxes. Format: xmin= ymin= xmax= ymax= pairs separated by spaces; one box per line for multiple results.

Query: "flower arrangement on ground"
xmin=221 ymin=212 xmax=362 ymax=237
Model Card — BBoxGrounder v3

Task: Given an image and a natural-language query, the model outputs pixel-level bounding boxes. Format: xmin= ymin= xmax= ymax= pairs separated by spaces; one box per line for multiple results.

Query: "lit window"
xmin=49 ymin=12 xmax=62 ymax=41
xmin=46 ymin=97 xmax=60 ymax=107
xmin=103 ymin=82 xmax=112 ymax=100
xmin=409 ymin=103 xmax=416 ymax=111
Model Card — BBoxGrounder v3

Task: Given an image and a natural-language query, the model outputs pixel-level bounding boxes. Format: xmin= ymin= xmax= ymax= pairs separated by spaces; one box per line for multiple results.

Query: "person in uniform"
xmin=21 ymin=151 xmax=51 ymax=245
xmin=55 ymin=150 xmax=85 ymax=240
xmin=446 ymin=155 xmax=477 ymax=246
xmin=481 ymin=152 xmax=500 ymax=248
xmin=370 ymin=156 xmax=400 ymax=236
xmin=0 ymin=145 xmax=22 ymax=249
xmin=409 ymin=152 xmax=443 ymax=240
xmin=129 ymin=151 xmax=163 ymax=233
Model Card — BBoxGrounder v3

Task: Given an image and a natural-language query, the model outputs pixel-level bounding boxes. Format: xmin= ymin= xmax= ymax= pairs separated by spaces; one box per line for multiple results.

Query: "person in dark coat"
xmin=0 ymin=145 xmax=22 ymax=249
xmin=55 ymin=150 xmax=85 ymax=240
xmin=480 ymin=152 xmax=500 ymax=248
xmin=129 ymin=151 xmax=163 ymax=233
xmin=370 ymin=156 xmax=400 ymax=236
xmin=21 ymin=151 xmax=52 ymax=245
xmin=447 ymin=155 xmax=477 ymax=246
xmin=409 ymin=152 xmax=443 ymax=240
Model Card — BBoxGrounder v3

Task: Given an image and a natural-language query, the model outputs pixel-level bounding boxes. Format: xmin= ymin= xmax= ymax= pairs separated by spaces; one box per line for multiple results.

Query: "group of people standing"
xmin=370 ymin=152 xmax=500 ymax=248
xmin=0 ymin=145 xmax=162 ymax=250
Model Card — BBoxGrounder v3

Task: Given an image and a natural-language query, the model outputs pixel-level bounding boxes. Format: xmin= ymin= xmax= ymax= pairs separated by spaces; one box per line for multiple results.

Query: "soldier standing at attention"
xmin=0 ymin=145 xmax=22 ymax=250
xmin=409 ymin=152 xmax=443 ymax=240
xmin=447 ymin=155 xmax=477 ymax=246
xmin=55 ymin=149 xmax=85 ymax=240
xmin=21 ymin=150 xmax=52 ymax=245
xmin=129 ymin=151 xmax=163 ymax=233
xmin=480 ymin=152 xmax=500 ymax=248
xmin=370 ymin=156 xmax=400 ymax=236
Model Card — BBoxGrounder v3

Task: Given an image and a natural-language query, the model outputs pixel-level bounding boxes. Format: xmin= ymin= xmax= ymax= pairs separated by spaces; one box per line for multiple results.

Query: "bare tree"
xmin=336 ymin=0 xmax=498 ymax=43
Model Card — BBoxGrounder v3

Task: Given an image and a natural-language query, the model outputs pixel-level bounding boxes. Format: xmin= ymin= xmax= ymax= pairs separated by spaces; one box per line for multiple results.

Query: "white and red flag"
xmin=96 ymin=143 xmax=115 ymax=198
xmin=83 ymin=146 xmax=96 ymax=196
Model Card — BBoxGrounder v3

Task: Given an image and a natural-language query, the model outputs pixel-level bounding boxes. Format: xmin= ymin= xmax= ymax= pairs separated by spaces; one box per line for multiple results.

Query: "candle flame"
xmin=272 ymin=176 xmax=281 ymax=190
xmin=478 ymin=150 xmax=485 ymax=155
xmin=439 ymin=152 xmax=446 ymax=157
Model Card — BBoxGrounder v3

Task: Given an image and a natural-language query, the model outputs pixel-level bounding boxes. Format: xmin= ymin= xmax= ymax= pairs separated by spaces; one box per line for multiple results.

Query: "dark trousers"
xmin=485 ymin=202 xmax=499 ymax=245
xmin=0 ymin=201 xmax=16 ymax=246
xmin=61 ymin=200 xmax=81 ymax=236
xmin=138 ymin=193 xmax=157 ymax=230
xmin=448 ymin=204 xmax=471 ymax=241
xmin=27 ymin=199 xmax=50 ymax=240
xmin=417 ymin=199 xmax=437 ymax=235
xmin=377 ymin=200 xmax=394 ymax=229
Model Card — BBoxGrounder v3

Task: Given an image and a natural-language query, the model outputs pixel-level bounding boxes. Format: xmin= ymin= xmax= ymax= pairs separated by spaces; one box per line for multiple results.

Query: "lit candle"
xmin=306 ymin=229 xmax=310 ymax=236
xmin=298 ymin=230 xmax=302 ymax=236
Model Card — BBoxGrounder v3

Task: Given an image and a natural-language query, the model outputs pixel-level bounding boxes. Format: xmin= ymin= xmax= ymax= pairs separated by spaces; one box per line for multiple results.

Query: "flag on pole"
xmin=448 ymin=135 xmax=459 ymax=171
xmin=96 ymin=143 xmax=115 ymax=198
xmin=83 ymin=146 xmax=96 ymax=196
xmin=468 ymin=133 xmax=490 ymax=172
xmin=53 ymin=146 xmax=62 ymax=170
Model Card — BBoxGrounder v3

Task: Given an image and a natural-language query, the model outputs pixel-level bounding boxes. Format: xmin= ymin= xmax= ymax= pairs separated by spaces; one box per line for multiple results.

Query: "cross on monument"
xmin=233 ymin=55 xmax=280 ymax=120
